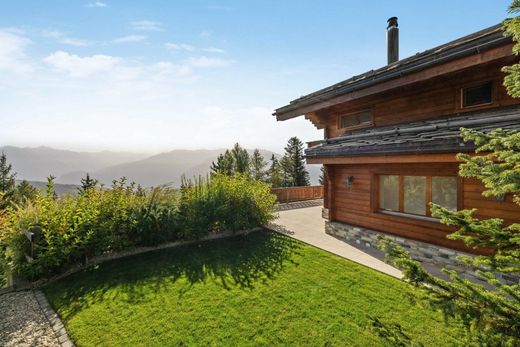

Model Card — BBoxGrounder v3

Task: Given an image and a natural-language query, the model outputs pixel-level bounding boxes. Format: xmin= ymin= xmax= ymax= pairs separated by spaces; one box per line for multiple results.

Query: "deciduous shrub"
xmin=0 ymin=174 xmax=276 ymax=281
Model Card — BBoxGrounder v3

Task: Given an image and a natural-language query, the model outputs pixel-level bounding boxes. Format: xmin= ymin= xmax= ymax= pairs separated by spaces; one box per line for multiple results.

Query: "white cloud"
xmin=0 ymin=29 xmax=32 ymax=73
xmin=186 ymin=56 xmax=233 ymax=68
xmin=199 ymin=31 xmax=212 ymax=37
xmin=113 ymin=35 xmax=146 ymax=43
xmin=164 ymin=42 xmax=194 ymax=51
xmin=43 ymin=31 xmax=89 ymax=47
xmin=203 ymin=47 xmax=226 ymax=54
xmin=131 ymin=20 xmax=163 ymax=31
xmin=43 ymin=51 xmax=120 ymax=77
xmin=86 ymin=1 xmax=108 ymax=8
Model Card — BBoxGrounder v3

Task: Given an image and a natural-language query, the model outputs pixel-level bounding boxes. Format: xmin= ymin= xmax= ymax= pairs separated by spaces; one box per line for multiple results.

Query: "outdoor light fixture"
xmin=345 ymin=175 xmax=354 ymax=189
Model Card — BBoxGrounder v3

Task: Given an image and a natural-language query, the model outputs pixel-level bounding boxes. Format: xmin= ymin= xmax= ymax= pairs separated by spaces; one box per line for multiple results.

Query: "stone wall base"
xmin=325 ymin=221 xmax=518 ymax=285
xmin=322 ymin=208 xmax=329 ymax=220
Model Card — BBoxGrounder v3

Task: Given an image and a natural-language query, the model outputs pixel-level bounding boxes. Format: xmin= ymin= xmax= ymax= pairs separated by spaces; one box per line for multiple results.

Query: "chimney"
xmin=387 ymin=17 xmax=399 ymax=64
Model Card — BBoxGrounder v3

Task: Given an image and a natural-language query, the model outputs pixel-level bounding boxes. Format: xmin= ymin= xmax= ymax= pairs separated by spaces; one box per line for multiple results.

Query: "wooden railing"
xmin=271 ymin=185 xmax=324 ymax=203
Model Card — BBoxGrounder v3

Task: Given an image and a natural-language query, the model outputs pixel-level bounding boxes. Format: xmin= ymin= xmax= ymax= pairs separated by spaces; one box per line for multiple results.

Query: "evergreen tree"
xmin=13 ymin=180 xmax=38 ymax=205
xmin=250 ymin=149 xmax=267 ymax=181
xmin=210 ymin=150 xmax=234 ymax=176
xmin=0 ymin=152 xmax=16 ymax=209
xmin=78 ymin=173 xmax=98 ymax=194
xmin=267 ymin=154 xmax=284 ymax=188
xmin=319 ymin=166 xmax=325 ymax=185
xmin=375 ymin=6 xmax=520 ymax=344
xmin=281 ymin=137 xmax=310 ymax=187
xmin=231 ymin=143 xmax=250 ymax=175
xmin=46 ymin=175 xmax=57 ymax=200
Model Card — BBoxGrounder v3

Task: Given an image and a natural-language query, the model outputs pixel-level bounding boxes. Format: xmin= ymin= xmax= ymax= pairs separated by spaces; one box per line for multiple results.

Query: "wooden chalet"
xmin=274 ymin=18 xmax=520 ymax=258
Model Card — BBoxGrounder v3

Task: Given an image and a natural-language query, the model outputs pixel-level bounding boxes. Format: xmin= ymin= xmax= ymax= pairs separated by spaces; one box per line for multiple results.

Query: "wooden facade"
xmin=274 ymin=24 xmax=520 ymax=253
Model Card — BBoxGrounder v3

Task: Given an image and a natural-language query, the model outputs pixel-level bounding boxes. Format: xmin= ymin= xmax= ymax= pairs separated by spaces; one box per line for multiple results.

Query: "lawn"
xmin=44 ymin=230 xmax=466 ymax=346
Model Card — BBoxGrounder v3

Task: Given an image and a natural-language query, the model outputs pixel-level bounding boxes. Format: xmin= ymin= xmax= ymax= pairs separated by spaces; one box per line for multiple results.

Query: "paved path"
xmin=272 ymin=205 xmax=403 ymax=279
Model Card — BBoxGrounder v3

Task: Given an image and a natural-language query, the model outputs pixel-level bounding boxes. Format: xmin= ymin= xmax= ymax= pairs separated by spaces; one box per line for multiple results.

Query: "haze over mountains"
xmin=1 ymin=146 xmax=321 ymax=188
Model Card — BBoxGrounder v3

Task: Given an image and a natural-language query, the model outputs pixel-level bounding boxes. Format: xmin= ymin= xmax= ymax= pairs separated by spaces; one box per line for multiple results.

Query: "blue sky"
xmin=0 ymin=0 xmax=513 ymax=153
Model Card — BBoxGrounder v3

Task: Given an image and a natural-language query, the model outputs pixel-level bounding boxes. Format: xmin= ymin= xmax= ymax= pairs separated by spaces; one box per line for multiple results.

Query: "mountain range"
xmin=1 ymin=146 xmax=321 ymax=188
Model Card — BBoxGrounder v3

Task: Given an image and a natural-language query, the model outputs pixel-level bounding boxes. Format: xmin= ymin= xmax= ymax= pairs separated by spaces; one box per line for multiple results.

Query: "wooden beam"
xmin=306 ymin=153 xmax=461 ymax=165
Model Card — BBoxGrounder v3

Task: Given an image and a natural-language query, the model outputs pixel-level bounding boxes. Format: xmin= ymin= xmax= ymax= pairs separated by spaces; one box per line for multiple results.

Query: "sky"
xmin=0 ymin=0 xmax=513 ymax=154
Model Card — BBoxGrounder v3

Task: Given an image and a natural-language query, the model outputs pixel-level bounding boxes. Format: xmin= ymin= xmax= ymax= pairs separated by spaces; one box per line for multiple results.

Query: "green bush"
xmin=178 ymin=174 xmax=277 ymax=239
xmin=0 ymin=175 xmax=276 ymax=280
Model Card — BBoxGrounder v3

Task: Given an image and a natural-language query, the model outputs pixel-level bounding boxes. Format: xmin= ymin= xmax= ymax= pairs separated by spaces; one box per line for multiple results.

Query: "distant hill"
xmin=80 ymin=149 xmax=281 ymax=187
xmin=16 ymin=180 xmax=79 ymax=196
xmin=1 ymin=146 xmax=147 ymax=182
xmin=3 ymin=146 xmax=322 ymax=188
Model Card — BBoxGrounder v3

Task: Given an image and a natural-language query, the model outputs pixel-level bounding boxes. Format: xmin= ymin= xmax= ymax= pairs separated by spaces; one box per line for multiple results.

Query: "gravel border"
xmin=33 ymin=290 xmax=74 ymax=347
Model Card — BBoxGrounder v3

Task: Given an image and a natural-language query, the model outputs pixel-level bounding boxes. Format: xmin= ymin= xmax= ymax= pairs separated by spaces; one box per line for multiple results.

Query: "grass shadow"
xmin=44 ymin=230 xmax=301 ymax=321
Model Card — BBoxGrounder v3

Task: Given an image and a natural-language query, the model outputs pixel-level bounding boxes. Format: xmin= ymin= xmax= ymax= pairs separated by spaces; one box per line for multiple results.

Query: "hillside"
xmin=3 ymin=146 xmax=321 ymax=188
xmin=1 ymin=146 xmax=147 ymax=182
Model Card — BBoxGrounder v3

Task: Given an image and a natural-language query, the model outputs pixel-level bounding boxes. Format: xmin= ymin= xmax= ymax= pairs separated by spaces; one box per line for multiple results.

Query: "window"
xmin=339 ymin=110 xmax=373 ymax=129
xmin=462 ymin=82 xmax=492 ymax=108
xmin=378 ymin=174 xmax=458 ymax=218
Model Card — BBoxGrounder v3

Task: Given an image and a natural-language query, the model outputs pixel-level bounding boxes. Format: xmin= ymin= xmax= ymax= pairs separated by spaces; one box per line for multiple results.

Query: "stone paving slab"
xmin=271 ymin=205 xmax=403 ymax=279
xmin=0 ymin=290 xmax=61 ymax=347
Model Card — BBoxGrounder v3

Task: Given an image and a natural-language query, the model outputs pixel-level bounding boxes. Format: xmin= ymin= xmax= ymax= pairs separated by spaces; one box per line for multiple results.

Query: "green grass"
xmin=44 ymin=231 xmax=466 ymax=346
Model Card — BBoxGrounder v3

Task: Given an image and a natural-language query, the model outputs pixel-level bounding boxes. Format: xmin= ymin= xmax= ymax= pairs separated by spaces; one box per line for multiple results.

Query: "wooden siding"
xmin=271 ymin=186 xmax=324 ymax=203
xmin=327 ymin=163 xmax=520 ymax=253
xmin=315 ymin=59 xmax=520 ymax=139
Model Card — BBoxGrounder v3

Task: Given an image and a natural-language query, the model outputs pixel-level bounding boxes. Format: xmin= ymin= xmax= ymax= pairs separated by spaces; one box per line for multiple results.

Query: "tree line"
xmin=210 ymin=136 xmax=311 ymax=187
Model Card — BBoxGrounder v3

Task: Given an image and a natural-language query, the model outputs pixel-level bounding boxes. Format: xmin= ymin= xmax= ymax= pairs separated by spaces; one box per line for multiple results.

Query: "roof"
xmin=274 ymin=23 xmax=510 ymax=121
xmin=305 ymin=106 xmax=520 ymax=158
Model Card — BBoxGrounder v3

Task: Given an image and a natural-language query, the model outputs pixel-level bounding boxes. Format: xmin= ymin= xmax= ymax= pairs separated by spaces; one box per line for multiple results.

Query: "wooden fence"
xmin=271 ymin=185 xmax=324 ymax=203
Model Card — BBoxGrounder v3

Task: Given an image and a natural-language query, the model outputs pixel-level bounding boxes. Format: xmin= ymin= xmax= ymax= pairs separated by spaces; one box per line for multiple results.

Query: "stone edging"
xmin=2 ymin=228 xmax=260 ymax=293
xmin=33 ymin=290 xmax=74 ymax=347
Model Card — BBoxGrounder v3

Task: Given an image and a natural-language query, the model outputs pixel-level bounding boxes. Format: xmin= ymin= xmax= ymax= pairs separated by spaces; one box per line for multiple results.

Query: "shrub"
xmin=0 ymin=174 xmax=276 ymax=281
xmin=178 ymin=173 xmax=277 ymax=239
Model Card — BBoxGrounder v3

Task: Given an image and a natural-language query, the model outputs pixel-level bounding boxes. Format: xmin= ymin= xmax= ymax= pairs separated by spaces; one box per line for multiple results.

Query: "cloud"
xmin=203 ymin=47 xmax=226 ymax=54
xmin=43 ymin=51 xmax=120 ymax=77
xmin=113 ymin=35 xmax=146 ymax=43
xmin=199 ymin=31 xmax=212 ymax=37
xmin=86 ymin=1 xmax=108 ymax=7
xmin=0 ymin=29 xmax=32 ymax=73
xmin=186 ymin=56 xmax=233 ymax=68
xmin=164 ymin=42 xmax=194 ymax=51
xmin=43 ymin=31 xmax=89 ymax=47
xmin=131 ymin=20 xmax=163 ymax=31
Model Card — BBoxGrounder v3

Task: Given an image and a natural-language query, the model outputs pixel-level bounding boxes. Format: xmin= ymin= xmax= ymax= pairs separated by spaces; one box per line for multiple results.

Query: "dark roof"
xmin=305 ymin=106 xmax=520 ymax=158
xmin=275 ymin=23 xmax=510 ymax=120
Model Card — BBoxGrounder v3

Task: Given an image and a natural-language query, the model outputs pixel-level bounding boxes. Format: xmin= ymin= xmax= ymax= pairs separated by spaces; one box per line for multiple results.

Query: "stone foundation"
xmin=322 ymin=208 xmax=329 ymax=220
xmin=325 ymin=221 xmax=518 ymax=285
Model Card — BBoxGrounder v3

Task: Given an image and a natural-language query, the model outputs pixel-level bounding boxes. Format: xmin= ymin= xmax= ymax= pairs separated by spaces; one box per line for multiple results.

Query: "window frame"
xmin=371 ymin=170 xmax=463 ymax=222
xmin=337 ymin=109 xmax=374 ymax=131
xmin=460 ymin=80 xmax=494 ymax=109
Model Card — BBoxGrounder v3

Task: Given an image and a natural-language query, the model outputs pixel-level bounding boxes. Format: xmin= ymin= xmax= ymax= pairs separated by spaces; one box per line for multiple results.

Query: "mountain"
xmin=0 ymin=146 xmax=148 ymax=182
xmin=16 ymin=180 xmax=79 ymax=196
xmin=3 ymin=146 xmax=322 ymax=188
xmin=82 ymin=149 xmax=281 ymax=187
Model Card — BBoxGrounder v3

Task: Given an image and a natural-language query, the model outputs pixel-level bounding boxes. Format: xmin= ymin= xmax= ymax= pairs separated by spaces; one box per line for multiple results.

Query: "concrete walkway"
xmin=272 ymin=204 xmax=403 ymax=279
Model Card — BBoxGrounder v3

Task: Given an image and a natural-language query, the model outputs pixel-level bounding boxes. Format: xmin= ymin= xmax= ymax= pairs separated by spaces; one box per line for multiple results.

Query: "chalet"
xmin=274 ymin=18 xmax=520 ymax=270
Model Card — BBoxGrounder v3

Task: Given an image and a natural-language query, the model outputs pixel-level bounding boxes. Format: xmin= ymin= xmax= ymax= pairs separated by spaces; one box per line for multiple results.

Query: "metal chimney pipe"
xmin=387 ymin=17 xmax=399 ymax=64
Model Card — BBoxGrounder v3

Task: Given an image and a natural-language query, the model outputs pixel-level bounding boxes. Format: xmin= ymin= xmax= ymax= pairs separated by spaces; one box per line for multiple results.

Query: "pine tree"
xmin=231 ymin=143 xmax=250 ymax=175
xmin=0 ymin=152 xmax=16 ymax=209
xmin=375 ymin=5 xmax=520 ymax=344
xmin=267 ymin=154 xmax=283 ymax=188
xmin=281 ymin=137 xmax=310 ymax=187
xmin=78 ymin=173 xmax=98 ymax=194
xmin=319 ymin=166 xmax=325 ymax=185
xmin=250 ymin=149 xmax=267 ymax=181
xmin=46 ymin=175 xmax=57 ymax=200
xmin=210 ymin=150 xmax=234 ymax=176
xmin=13 ymin=180 xmax=38 ymax=205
